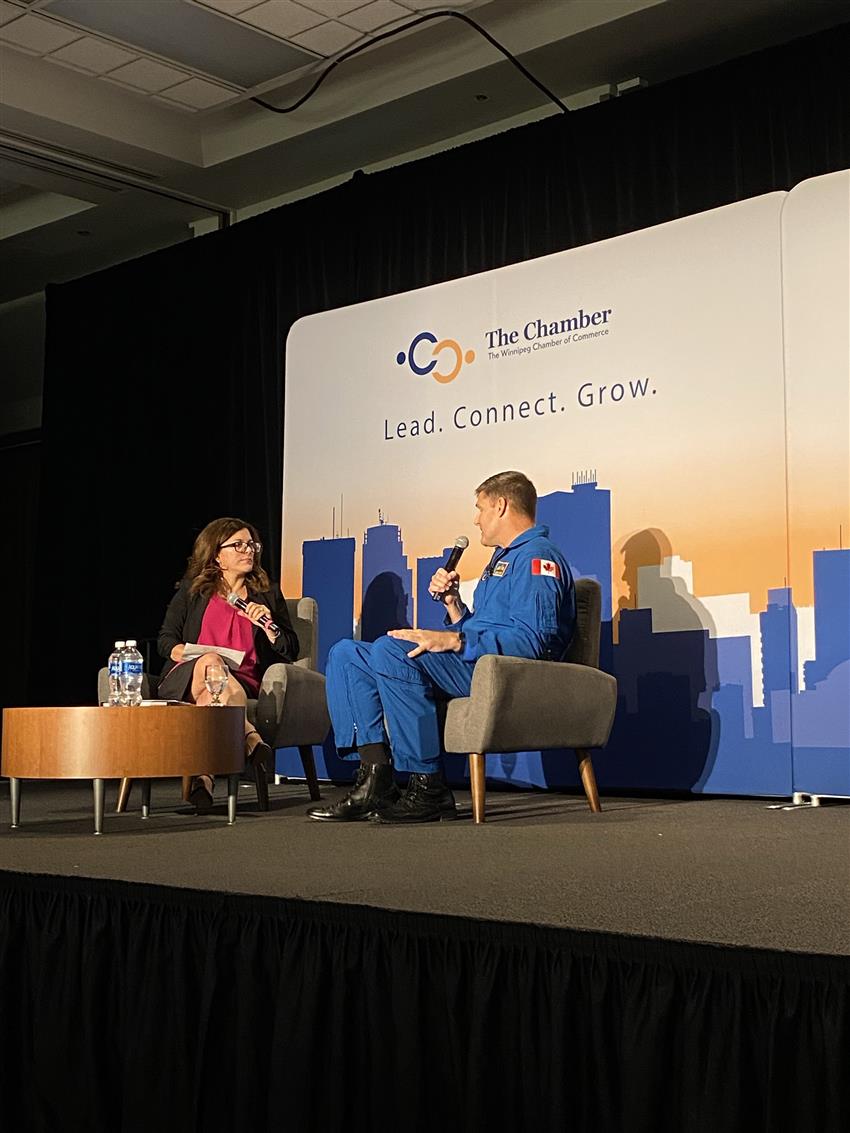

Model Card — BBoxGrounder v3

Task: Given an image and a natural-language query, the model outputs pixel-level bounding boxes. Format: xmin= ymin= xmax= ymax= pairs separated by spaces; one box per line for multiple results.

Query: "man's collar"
xmin=498 ymin=524 xmax=548 ymax=553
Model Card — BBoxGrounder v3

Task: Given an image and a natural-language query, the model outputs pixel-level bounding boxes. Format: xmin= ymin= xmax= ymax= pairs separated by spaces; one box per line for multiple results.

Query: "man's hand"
xmin=428 ymin=567 xmax=460 ymax=603
xmin=388 ymin=628 xmax=463 ymax=658
xmin=170 ymin=644 xmax=186 ymax=663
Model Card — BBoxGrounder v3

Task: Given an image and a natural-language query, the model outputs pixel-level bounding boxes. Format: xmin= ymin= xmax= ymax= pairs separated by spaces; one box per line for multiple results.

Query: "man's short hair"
xmin=475 ymin=471 xmax=537 ymax=519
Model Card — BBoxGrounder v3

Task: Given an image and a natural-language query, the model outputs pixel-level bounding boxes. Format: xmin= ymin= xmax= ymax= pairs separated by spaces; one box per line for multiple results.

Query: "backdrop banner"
xmin=281 ymin=174 xmax=849 ymax=797
xmin=782 ymin=170 xmax=850 ymax=798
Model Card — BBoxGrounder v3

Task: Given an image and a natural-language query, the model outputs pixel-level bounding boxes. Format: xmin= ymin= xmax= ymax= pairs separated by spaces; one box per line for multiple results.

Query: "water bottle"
xmin=120 ymin=639 xmax=144 ymax=706
xmin=107 ymin=640 xmax=125 ymax=706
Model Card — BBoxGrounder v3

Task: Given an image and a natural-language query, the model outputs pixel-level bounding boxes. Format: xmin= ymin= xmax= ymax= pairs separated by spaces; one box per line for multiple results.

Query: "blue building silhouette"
xmin=760 ymin=587 xmax=798 ymax=698
xmin=538 ymin=476 xmax=612 ymax=620
xmin=360 ymin=517 xmax=413 ymax=641
xmin=804 ymin=549 xmax=850 ymax=688
xmin=302 ymin=536 xmax=355 ymax=673
xmin=416 ymin=549 xmax=453 ymax=630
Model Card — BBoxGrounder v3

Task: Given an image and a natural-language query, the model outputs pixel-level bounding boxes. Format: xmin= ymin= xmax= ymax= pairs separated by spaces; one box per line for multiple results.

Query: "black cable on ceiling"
xmin=250 ymin=8 xmax=569 ymax=116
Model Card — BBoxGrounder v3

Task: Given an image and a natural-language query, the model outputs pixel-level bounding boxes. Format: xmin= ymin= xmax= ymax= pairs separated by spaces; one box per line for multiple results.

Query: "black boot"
xmin=306 ymin=763 xmax=398 ymax=822
xmin=370 ymin=770 xmax=457 ymax=824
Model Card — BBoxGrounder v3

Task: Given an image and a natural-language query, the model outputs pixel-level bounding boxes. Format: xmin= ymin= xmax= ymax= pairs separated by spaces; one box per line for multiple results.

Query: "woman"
xmin=157 ymin=516 xmax=299 ymax=813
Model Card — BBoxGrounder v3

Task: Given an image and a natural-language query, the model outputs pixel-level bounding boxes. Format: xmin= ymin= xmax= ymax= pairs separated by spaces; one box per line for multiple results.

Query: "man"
xmin=307 ymin=470 xmax=576 ymax=824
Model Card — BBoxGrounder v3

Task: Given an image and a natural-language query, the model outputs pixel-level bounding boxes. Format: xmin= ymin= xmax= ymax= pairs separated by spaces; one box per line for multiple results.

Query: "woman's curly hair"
xmin=185 ymin=517 xmax=270 ymax=597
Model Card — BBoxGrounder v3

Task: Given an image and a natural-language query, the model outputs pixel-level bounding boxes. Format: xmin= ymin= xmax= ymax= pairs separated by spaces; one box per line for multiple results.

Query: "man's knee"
xmin=370 ymin=635 xmax=429 ymax=681
xmin=328 ymin=638 xmax=360 ymax=667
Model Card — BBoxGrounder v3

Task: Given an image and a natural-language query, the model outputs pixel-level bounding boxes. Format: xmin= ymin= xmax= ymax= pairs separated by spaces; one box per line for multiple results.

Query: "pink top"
xmin=198 ymin=593 xmax=261 ymax=695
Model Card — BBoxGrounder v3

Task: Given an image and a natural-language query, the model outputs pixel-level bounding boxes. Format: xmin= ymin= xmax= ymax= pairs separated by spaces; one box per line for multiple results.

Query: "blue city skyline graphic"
xmin=292 ymin=479 xmax=849 ymax=797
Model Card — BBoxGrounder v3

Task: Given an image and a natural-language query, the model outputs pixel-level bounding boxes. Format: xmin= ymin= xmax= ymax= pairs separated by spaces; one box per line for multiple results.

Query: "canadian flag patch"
xmin=531 ymin=558 xmax=561 ymax=579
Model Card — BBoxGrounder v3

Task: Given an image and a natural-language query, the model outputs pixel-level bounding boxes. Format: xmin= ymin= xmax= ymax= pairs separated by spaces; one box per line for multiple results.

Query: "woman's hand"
xmin=170 ymin=643 xmax=186 ymax=663
xmin=239 ymin=601 xmax=277 ymax=641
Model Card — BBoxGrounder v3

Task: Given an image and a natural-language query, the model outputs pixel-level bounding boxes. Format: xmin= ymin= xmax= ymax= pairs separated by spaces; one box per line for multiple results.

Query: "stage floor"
xmin=0 ymin=778 xmax=847 ymax=956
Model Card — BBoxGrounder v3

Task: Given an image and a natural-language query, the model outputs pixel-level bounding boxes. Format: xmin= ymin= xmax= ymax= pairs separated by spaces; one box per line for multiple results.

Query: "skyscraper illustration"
xmin=538 ymin=475 xmax=613 ymax=620
xmin=760 ymin=587 xmax=799 ymax=697
xmin=417 ymin=549 xmax=453 ymax=629
xmin=804 ymin=549 xmax=850 ymax=688
xmin=302 ymin=536 xmax=355 ymax=672
xmin=361 ymin=516 xmax=413 ymax=641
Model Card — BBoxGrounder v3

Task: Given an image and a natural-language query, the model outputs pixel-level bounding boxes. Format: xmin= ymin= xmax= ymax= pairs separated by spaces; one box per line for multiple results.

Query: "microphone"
xmin=431 ymin=536 xmax=469 ymax=602
xmin=226 ymin=592 xmax=280 ymax=635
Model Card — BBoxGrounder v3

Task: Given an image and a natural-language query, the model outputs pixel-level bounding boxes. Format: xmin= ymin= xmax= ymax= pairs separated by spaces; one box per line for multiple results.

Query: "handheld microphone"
xmin=431 ymin=536 xmax=469 ymax=602
xmin=226 ymin=592 xmax=280 ymax=635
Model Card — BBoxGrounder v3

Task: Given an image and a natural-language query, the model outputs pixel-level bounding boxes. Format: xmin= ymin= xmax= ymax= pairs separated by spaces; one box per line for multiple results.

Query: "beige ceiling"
xmin=1 ymin=0 xmax=848 ymax=302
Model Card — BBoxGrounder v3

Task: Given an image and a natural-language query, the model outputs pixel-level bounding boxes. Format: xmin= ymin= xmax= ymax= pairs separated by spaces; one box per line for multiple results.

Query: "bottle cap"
xmin=126 ymin=639 xmax=137 ymax=646
xmin=114 ymin=641 xmax=125 ymax=648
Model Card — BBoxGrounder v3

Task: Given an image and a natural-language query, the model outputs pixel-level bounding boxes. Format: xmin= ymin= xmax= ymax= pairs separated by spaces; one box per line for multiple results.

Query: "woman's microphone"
xmin=431 ymin=536 xmax=469 ymax=602
xmin=226 ymin=592 xmax=280 ymax=634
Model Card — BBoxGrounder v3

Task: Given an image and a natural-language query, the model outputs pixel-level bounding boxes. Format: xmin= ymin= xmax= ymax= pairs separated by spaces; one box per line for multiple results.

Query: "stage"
xmin=1 ymin=779 xmax=848 ymax=1133
xmin=0 ymin=779 xmax=847 ymax=955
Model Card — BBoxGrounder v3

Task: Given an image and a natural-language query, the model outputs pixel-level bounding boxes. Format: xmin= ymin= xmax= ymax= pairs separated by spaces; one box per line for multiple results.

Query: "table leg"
xmin=116 ymin=777 xmax=133 ymax=813
xmin=141 ymin=780 xmax=152 ymax=819
xmin=9 ymin=777 xmax=20 ymax=828
xmin=93 ymin=778 xmax=105 ymax=835
xmin=227 ymin=775 xmax=239 ymax=825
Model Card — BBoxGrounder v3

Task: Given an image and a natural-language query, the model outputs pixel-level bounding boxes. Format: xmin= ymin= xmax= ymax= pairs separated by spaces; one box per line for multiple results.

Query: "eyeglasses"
xmin=219 ymin=539 xmax=262 ymax=554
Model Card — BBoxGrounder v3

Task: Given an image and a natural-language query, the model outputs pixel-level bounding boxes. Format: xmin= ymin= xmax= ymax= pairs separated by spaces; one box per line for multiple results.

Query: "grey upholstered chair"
xmin=443 ymin=578 xmax=617 ymax=824
xmin=100 ymin=597 xmax=330 ymax=811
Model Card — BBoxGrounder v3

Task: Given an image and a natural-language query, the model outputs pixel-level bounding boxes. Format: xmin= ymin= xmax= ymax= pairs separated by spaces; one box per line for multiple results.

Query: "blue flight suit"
xmin=325 ymin=524 xmax=576 ymax=773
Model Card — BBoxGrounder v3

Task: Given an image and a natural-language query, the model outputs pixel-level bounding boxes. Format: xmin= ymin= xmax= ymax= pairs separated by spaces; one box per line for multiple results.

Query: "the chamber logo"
xmin=396 ymin=331 xmax=475 ymax=384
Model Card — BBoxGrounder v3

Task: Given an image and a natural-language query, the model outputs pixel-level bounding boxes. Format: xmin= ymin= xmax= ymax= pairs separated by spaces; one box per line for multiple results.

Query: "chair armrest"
xmin=443 ymin=654 xmax=617 ymax=754
xmin=255 ymin=663 xmax=330 ymax=748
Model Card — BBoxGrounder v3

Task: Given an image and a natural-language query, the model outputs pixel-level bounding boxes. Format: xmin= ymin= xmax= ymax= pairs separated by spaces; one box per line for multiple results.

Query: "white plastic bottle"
xmin=107 ymin=640 xmax=125 ymax=706
xmin=120 ymin=639 xmax=144 ymax=706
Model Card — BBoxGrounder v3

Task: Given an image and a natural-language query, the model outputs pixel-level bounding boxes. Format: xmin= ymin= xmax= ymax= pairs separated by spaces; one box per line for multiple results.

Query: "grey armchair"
xmin=100 ymin=597 xmax=330 ymax=811
xmin=443 ymin=578 xmax=617 ymax=824
xmin=250 ymin=596 xmax=329 ymax=801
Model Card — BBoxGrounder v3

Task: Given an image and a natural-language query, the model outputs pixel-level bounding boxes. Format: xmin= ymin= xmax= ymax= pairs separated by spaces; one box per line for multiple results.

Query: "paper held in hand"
xmin=182 ymin=642 xmax=245 ymax=669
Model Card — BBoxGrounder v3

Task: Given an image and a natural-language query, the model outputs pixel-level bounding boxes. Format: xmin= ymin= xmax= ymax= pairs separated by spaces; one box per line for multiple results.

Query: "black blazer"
xmin=157 ymin=579 xmax=300 ymax=680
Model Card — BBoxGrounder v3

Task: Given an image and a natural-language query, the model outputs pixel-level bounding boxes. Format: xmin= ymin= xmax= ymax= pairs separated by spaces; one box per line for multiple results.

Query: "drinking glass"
xmin=204 ymin=663 xmax=228 ymax=706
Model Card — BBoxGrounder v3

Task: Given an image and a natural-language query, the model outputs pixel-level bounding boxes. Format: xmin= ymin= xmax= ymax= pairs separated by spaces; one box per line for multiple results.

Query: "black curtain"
xmin=0 ymin=870 xmax=847 ymax=1133
xmin=30 ymin=21 xmax=850 ymax=706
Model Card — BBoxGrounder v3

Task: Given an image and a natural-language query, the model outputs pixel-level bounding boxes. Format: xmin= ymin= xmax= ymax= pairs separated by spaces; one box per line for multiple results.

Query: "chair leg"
xmin=298 ymin=745 xmax=321 ymax=802
xmin=575 ymin=748 xmax=602 ymax=813
xmin=469 ymin=752 xmax=486 ymax=824
xmin=181 ymin=775 xmax=192 ymax=802
xmin=116 ymin=777 xmax=132 ymax=814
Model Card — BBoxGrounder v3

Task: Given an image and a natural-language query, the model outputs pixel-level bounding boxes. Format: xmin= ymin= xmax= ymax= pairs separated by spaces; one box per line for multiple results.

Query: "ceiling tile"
xmin=409 ymin=0 xmax=475 ymax=8
xmin=239 ymin=1 xmax=325 ymax=39
xmin=0 ymin=2 xmax=23 ymax=28
xmin=291 ymin=18 xmax=361 ymax=55
xmin=0 ymin=13 xmax=83 ymax=53
xmin=194 ymin=0 xmax=266 ymax=13
xmin=48 ymin=35 xmax=137 ymax=74
xmin=340 ymin=0 xmax=410 ymax=34
xmin=299 ymin=0 xmax=376 ymax=15
xmin=45 ymin=0 xmax=318 ymax=88
xmin=149 ymin=94 xmax=195 ymax=114
xmin=158 ymin=76 xmax=238 ymax=109
xmin=105 ymin=57 xmax=191 ymax=93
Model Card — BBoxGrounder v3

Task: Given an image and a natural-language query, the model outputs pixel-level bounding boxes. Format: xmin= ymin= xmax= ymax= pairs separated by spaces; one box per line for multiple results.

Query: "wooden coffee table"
xmin=1 ymin=705 xmax=246 ymax=835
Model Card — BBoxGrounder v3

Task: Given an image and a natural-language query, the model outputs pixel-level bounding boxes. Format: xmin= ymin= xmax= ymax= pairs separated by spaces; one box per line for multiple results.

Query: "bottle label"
xmin=122 ymin=661 xmax=143 ymax=676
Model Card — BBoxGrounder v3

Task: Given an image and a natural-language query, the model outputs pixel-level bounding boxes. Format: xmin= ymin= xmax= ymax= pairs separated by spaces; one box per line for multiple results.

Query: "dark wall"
xmin=21 ymin=20 xmax=850 ymax=707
